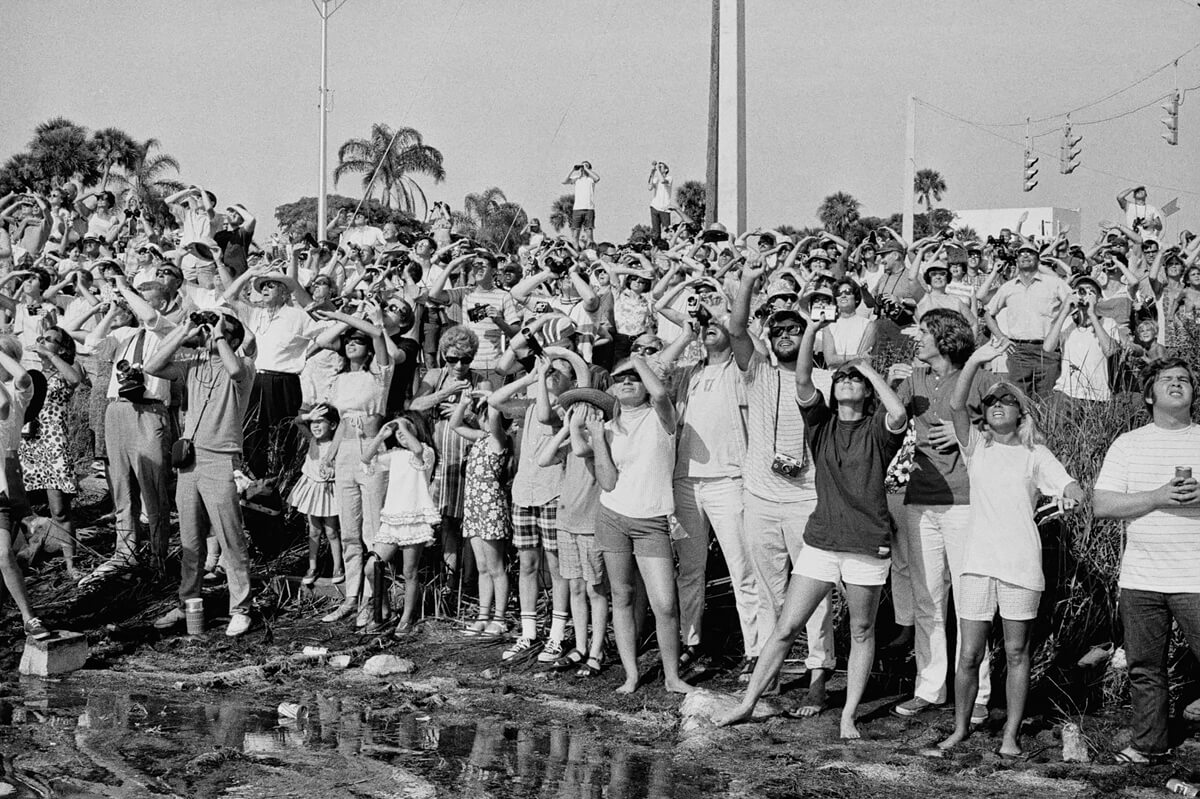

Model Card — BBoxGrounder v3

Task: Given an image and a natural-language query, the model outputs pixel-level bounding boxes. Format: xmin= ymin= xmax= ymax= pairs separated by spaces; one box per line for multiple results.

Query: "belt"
xmin=1009 ymin=338 xmax=1044 ymax=345
xmin=259 ymin=370 xmax=300 ymax=378
xmin=113 ymin=398 xmax=165 ymax=406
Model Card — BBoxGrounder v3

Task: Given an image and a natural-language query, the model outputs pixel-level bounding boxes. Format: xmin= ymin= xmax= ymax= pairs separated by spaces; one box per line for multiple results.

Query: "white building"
xmin=952 ymin=207 xmax=1082 ymax=240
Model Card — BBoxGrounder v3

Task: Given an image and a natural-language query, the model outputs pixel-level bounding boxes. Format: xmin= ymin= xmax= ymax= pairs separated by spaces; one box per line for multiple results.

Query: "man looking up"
xmin=564 ymin=161 xmax=599 ymax=248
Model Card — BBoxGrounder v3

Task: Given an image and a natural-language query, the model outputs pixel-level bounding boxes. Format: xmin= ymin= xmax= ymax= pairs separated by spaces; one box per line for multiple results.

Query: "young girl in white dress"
xmin=289 ymin=403 xmax=343 ymax=587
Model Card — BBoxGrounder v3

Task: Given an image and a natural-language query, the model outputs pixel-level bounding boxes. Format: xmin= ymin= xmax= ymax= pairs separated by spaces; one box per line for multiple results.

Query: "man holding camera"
xmin=428 ymin=250 xmax=520 ymax=385
xmin=728 ymin=254 xmax=836 ymax=708
xmin=1117 ymin=186 xmax=1164 ymax=239
xmin=339 ymin=210 xmax=386 ymax=251
xmin=145 ymin=312 xmax=257 ymax=637
xmin=648 ymin=162 xmax=673 ymax=240
xmin=563 ymin=162 xmax=599 ymax=248
xmin=82 ymin=275 xmax=176 ymax=581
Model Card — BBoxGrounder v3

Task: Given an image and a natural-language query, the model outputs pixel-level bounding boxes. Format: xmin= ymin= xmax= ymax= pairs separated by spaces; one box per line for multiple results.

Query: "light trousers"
xmin=673 ymin=476 xmax=765 ymax=656
xmin=104 ymin=400 xmax=171 ymax=561
xmin=742 ymin=490 xmax=835 ymax=670
xmin=336 ymin=439 xmax=385 ymax=607
xmin=176 ymin=449 xmax=251 ymax=615
xmin=888 ymin=493 xmax=915 ymax=626
xmin=906 ymin=503 xmax=991 ymax=705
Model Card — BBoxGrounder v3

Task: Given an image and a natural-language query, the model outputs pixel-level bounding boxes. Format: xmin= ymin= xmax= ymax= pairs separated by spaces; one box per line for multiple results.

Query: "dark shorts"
xmin=512 ymin=501 xmax=558 ymax=551
xmin=570 ymin=209 xmax=595 ymax=230
xmin=595 ymin=505 xmax=672 ymax=559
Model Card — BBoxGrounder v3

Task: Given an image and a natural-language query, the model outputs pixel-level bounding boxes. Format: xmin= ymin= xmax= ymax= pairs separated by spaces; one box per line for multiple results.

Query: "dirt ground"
xmin=1 ymin=486 xmax=1198 ymax=798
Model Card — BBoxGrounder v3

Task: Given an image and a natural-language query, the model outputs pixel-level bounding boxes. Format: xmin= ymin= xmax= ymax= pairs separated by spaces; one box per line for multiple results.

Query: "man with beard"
xmin=728 ymin=254 xmax=836 ymax=713
xmin=144 ymin=312 xmax=256 ymax=637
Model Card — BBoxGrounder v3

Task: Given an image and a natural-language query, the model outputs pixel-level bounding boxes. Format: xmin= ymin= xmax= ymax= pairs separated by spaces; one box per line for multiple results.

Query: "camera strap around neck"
xmin=772 ymin=369 xmax=806 ymax=469
xmin=124 ymin=329 xmax=147 ymax=365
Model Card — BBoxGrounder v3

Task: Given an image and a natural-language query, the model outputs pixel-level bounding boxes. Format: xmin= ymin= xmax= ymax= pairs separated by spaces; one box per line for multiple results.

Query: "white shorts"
xmin=957 ymin=573 xmax=1041 ymax=622
xmin=792 ymin=545 xmax=891 ymax=587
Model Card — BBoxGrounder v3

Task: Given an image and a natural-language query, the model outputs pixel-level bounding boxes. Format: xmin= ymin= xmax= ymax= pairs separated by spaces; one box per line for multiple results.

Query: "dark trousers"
xmin=243 ymin=372 xmax=303 ymax=480
xmin=1007 ymin=342 xmax=1061 ymax=399
xmin=1120 ymin=588 xmax=1200 ymax=755
xmin=650 ymin=207 xmax=671 ymax=239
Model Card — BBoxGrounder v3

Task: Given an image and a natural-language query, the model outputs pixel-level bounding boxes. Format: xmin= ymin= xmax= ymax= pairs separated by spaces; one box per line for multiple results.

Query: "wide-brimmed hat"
xmin=807 ymin=247 xmax=833 ymax=265
xmin=1070 ymin=274 xmax=1102 ymax=295
xmin=799 ymin=286 xmax=835 ymax=316
xmin=251 ymin=272 xmax=290 ymax=291
xmin=766 ymin=279 xmax=799 ymax=301
xmin=700 ymin=222 xmax=730 ymax=243
xmin=922 ymin=262 xmax=951 ymax=285
xmin=558 ymin=387 xmax=616 ymax=421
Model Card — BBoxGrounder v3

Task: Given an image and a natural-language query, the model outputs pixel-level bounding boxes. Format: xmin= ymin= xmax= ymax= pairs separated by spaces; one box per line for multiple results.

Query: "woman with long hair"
xmin=938 ymin=343 xmax=1083 ymax=757
xmin=718 ymin=315 xmax=908 ymax=738
xmin=586 ymin=353 xmax=691 ymax=695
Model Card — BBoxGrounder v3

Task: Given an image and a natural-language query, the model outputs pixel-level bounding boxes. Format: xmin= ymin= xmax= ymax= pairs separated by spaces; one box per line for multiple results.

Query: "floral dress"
xmin=20 ymin=371 xmax=78 ymax=493
xmin=462 ymin=438 xmax=509 ymax=541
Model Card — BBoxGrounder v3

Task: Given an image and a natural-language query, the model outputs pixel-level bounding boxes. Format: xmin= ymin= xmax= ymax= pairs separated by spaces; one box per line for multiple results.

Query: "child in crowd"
xmin=362 ymin=410 xmax=441 ymax=637
xmin=452 ymin=391 xmax=512 ymax=639
xmin=939 ymin=343 xmax=1084 ymax=757
xmin=289 ymin=403 xmax=343 ymax=586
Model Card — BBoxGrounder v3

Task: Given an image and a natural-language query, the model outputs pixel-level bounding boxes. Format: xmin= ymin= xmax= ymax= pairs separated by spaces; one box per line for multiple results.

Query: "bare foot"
xmin=714 ymin=704 xmax=755 ymax=727
xmin=615 ymin=678 xmax=639 ymax=695
xmin=839 ymin=716 xmax=861 ymax=740
xmin=998 ymin=738 xmax=1022 ymax=758
xmin=790 ymin=676 xmax=828 ymax=718
xmin=938 ymin=729 xmax=968 ymax=750
xmin=664 ymin=677 xmax=694 ymax=694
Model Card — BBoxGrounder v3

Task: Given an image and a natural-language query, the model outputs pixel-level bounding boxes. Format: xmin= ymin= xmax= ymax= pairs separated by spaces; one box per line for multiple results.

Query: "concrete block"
xmin=19 ymin=631 xmax=88 ymax=677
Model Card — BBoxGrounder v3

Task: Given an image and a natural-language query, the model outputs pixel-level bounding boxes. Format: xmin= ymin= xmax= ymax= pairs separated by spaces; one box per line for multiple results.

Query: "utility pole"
xmin=902 ymin=95 xmax=916 ymax=245
xmin=714 ymin=0 xmax=746 ymax=233
xmin=705 ymin=0 xmax=720 ymax=226
xmin=314 ymin=0 xmax=350 ymax=240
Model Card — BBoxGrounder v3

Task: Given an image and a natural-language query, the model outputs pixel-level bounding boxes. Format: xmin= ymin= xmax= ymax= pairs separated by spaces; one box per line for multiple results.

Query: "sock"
xmin=549 ymin=611 xmax=569 ymax=644
xmin=521 ymin=613 xmax=537 ymax=640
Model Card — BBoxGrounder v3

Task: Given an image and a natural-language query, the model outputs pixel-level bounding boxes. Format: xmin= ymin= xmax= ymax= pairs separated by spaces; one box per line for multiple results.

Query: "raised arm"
xmin=795 ymin=316 xmax=830 ymax=402
xmin=728 ymin=258 xmax=767 ymax=370
xmin=950 ymin=343 xmax=1000 ymax=444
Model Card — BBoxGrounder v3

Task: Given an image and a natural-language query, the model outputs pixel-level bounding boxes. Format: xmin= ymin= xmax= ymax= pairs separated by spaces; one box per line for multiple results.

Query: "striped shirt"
xmin=1094 ymin=422 xmax=1200 ymax=593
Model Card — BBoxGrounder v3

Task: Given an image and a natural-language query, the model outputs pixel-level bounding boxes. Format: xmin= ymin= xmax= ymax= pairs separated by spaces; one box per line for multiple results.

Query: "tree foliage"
xmin=549 ymin=194 xmax=574 ymax=232
xmin=816 ymin=191 xmax=862 ymax=238
xmin=334 ymin=123 xmax=445 ymax=218
xmin=455 ymin=187 xmax=528 ymax=254
xmin=274 ymin=195 xmax=418 ymax=236
xmin=914 ymin=168 xmax=947 ymax=212
xmin=675 ymin=180 xmax=707 ymax=224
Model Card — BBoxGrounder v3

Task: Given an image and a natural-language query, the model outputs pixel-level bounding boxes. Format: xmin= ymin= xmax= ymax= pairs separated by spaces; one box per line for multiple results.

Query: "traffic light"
xmin=1162 ymin=90 xmax=1180 ymax=146
xmin=1023 ymin=148 xmax=1039 ymax=192
xmin=1059 ymin=123 xmax=1082 ymax=174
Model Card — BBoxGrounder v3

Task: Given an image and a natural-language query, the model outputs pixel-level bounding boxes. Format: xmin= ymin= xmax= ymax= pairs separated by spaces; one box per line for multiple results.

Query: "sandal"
xmin=479 ymin=621 xmax=508 ymax=639
xmin=78 ymin=557 xmax=136 ymax=587
xmin=1111 ymin=746 xmax=1171 ymax=765
xmin=301 ymin=569 xmax=318 ymax=587
xmin=551 ymin=648 xmax=586 ymax=671
xmin=462 ymin=619 xmax=489 ymax=637
xmin=576 ymin=654 xmax=604 ymax=677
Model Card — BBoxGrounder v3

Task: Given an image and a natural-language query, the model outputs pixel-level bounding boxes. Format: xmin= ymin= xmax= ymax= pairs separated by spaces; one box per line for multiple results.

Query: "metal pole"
xmin=318 ymin=0 xmax=330 ymax=240
xmin=704 ymin=0 xmax=720 ymax=227
xmin=902 ymin=95 xmax=916 ymax=245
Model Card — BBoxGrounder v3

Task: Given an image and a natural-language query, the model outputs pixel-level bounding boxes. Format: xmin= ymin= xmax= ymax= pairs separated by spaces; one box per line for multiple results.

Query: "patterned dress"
xmin=462 ymin=438 xmax=510 ymax=541
xmin=20 ymin=370 xmax=78 ymax=493
xmin=428 ymin=369 xmax=484 ymax=518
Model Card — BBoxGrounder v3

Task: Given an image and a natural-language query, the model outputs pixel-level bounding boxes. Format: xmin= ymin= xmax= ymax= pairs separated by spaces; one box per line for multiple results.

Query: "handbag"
xmin=172 ymin=357 xmax=219 ymax=471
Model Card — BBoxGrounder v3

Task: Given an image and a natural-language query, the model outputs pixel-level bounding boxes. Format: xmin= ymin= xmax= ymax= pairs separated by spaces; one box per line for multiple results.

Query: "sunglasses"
xmin=768 ymin=324 xmax=803 ymax=338
xmin=983 ymin=394 xmax=1021 ymax=408
xmin=343 ymin=336 xmax=371 ymax=346
xmin=613 ymin=372 xmax=643 ymax=384
xmin=155 ymin=268 xmax=180 ymax=278
xmin=772 ymin=294 xmax=799 ymax=304
xmin=835 ymin=288 xmax=857 ymax=297
xmin=443 ymin=355 xmax=472 ymax=365
xmin=257 ymin=281 xmax=282 ymax=290
xmin=631 ymin=344 xmax=660 ymax=355
xmin=833 ymin=372 xmax=867 ymax=384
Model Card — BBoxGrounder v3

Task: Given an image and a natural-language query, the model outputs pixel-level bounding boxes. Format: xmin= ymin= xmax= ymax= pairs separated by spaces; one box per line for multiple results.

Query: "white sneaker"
xmin=226 ymin=613 xmax=252 ymax=637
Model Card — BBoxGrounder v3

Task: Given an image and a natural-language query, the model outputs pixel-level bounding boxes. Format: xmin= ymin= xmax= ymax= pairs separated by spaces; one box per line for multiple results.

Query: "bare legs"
xmin=46 ymin=489 xmax=77 ymax=580
xmin=603 ymin=550 xmax=691 ymax=694
xmin=470 ymin=538 xmax=508 ymax=626
xmin=939 ymin=617 xmax=1031 ymax=755
xmin=840 ymin=583 xmax=883 ymax=739
xmin=305 ymin=514 xmax=342 ymax=579
xmin=370 ymin=541 xmax=427 ymax=627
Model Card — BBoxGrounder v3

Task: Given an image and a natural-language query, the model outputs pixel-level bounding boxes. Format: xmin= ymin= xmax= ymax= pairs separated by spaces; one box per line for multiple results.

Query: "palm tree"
xmin=28 ymin=117 xmax=100 ymax=187
xmin=816 ymin=191 xmax=861 ymax=238
xmin=106 ymin=138 xmax=185 ymax=218
xmin=549 ymin=194 xmax=574 ymax=232
xmin=334 ymin=123 xmax=445 ymax=218
xmin=91 ymin=127 xmax=140 ymax=190
xmin=914 ymin=168 xmax=947 ymax=212
xmin=456 ymin=187 xmax=528 ymax=254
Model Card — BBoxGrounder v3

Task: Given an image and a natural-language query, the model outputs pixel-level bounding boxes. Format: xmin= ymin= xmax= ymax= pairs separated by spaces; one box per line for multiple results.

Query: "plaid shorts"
xmin=556 ymin=530 xmax=606 ymax=586
xmin=511 ymin=501 xmax=558 ymax=551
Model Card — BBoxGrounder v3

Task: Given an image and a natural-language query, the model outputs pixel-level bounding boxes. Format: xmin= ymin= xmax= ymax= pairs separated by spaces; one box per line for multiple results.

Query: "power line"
xmin=914 ymin=98 xmax=1200 ymax=197
xmin=965 ymin=39 xmax=1200 ymax=128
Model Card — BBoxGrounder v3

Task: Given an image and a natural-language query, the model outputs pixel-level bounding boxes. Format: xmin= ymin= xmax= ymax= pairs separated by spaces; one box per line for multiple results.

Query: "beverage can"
xmin=1177 ymin=467 xmax=1192 ymax=480
xmin=184 ymin=598 xmax=205 ymax=635
xmin=277 ymin=702 xmax=309 ymax=721
xmin=1167 ymin=779 xmax=1200 ymax=797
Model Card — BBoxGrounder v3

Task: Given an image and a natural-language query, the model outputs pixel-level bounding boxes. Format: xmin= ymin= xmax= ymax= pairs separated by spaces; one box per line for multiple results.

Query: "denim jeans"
xmin=1120 ymin=588 xmax=1200 ymax=755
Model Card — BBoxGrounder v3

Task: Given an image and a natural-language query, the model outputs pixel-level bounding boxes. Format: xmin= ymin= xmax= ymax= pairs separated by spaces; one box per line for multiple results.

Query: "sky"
xmin=4 ymin=0 xmax=1199 ymax=242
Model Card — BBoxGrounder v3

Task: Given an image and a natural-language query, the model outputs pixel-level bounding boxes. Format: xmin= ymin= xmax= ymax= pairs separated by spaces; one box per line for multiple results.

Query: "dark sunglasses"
xmin=257 ymin=281 xmax=282 ymax=290
xmin=983 ymin=394 xmax=1021 ymax=408
xmin=768 ymin=324 xmax=803 ymax=338
xmin=443 ymin=355 xmax=472 ymax=365
xmin=833 ymin=371 xmax=867 ymax=384
xmin=835 ymin=288 xmax=857 ymax=296
xmin=613 ymin=372 xmax=643 ymax=384
xmin=155 ymin=268 xmax=180 ymax=277
xmin=631 ymin=344 xmax=660 ymax=355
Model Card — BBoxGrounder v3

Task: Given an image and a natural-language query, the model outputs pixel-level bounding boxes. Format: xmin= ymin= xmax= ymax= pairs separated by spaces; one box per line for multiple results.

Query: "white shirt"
xmin=1095 ymin=422 xmax=1200 ymax=593
xmin=105 ymin=320 xmax=175 ymax=402
xmin=244 ymin=304 xmax=322 ymax=374
xmin=1054 ymin=317 xmax=1118 ymax=401
xmin=573 ymin=176 xmax=597 ymax=211
xmin=339 ymin=225 xmax=386 ymax=250
xmin=650 ymin=175 xmax=672 ymax=212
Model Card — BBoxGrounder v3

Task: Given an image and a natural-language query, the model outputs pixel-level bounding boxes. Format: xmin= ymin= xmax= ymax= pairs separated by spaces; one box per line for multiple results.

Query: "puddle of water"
xmin=0 ymin=681 xmax=727 ymax=798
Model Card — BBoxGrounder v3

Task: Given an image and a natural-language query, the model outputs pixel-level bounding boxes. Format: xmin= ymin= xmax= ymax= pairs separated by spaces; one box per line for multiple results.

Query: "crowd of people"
xmin=0 ymin=167 xmax=1198 ymax=763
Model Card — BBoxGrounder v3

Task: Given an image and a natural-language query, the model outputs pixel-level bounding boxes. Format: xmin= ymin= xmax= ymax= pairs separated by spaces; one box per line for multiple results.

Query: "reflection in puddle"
xmin=2 ymin=682 xmax=724 ymax=798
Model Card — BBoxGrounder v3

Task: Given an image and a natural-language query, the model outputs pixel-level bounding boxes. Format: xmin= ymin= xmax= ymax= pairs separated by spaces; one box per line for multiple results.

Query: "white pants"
xmin=673 ymin=476 xmax=760 ymax=654
xmin=906 ymin=504 xmax=992 ymax=705
xmin=743 ymin=490 xmax=835 ymax=669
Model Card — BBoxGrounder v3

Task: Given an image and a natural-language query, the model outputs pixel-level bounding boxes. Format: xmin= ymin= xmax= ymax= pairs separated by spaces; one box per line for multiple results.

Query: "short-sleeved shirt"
xmin=742 ymin=353 xmax=830 ymax=503
xmin=181 ymin=354 xmax=257 ymax=455
xmin=558 ymin=450 xmax=601 ymax=535
xmin=104 ymin=319 xmax=175 ymax=402
xmin=1094 ymin=422 xmax=1200 ymax=593
xmin=443 ymin=286 xmax=520 ymax=370
xmin=600 ymin=404 xmax=675 ymax=519
xmin=898 ymin=366 xmax=995 ymax=506
xmin=672 ymin=358 xmax=747 ymax=480
xmin=510 ymin=403 xmax=564 ymax=507
xmin=987 ymin=273 xmax=1071 ymax=340
xmin=1054 ymin=317 xmax=1119 ymax=401
xmin=244 ymin=304 xmax=322 ymax=375
xmin=959 ymin=427 xmax=1074 ymax=590
xmin=798 ymin=394 xmax=905 ymax=558
xmin=572 ymin=176 xmax=597 ymax=211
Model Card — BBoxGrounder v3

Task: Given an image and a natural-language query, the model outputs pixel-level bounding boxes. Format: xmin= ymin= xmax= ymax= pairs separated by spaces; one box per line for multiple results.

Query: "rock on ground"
xmin=362 ymin=654 xmax=416 ymax=678
xmin=679 ymin=688 xmax=782 ymax=735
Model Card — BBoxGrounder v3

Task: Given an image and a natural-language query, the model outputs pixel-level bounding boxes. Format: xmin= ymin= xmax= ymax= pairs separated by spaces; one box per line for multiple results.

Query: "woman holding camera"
xmin=718 ymin=315 xmax=907 ymax=738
